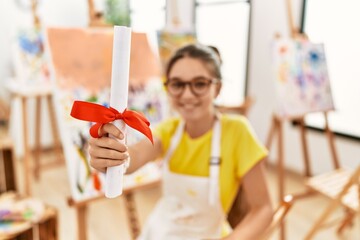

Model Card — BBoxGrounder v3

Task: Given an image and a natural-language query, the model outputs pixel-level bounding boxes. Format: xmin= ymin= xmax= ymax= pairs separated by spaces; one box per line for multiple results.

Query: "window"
xmin=130 ymin=0 xmax=166 ymax=32
xmin=302 ymin=0 xmax=360 ymax=139
xmin=196 ymin=0 xmax=251 ymax=106
xmin=128 ymin=0 xmax=251 ymax=106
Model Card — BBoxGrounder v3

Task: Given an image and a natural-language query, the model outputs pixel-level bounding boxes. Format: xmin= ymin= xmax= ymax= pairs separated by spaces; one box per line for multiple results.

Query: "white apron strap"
xmin=162 ymin=121 xmax=185 ymax=163
xmin=209 ymin=119 xmax=221 ymax=206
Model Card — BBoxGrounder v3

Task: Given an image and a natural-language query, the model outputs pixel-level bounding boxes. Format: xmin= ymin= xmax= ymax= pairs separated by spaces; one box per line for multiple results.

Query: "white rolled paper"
xmin=105 ymin=26 xmax=132 ymax=198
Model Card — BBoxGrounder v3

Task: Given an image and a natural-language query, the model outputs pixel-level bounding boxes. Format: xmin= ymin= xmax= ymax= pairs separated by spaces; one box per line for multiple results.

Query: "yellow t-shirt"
xmin=153 ymin=114 xmax=268 ymax=213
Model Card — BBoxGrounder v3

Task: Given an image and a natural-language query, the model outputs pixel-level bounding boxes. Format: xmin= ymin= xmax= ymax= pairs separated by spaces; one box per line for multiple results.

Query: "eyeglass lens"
xmin=166 ymin=77 xmax=215 ymax=96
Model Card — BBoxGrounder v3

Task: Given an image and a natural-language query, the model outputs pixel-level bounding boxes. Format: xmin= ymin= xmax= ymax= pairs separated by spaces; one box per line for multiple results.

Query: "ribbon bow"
xmin=70 ymin=101 xmax=153 ymax=144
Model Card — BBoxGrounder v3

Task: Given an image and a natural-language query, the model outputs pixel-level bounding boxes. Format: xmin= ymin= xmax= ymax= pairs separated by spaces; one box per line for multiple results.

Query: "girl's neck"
xmin=184 ymin=112 xmax=217 ymax=139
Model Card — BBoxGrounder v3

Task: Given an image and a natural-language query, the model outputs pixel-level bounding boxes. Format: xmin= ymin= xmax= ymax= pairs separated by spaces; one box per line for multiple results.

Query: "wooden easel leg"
xmin=298 ymin=117 xmax=311 ymax=177
xmin=275 ymin=116 xmax=286 ymax=240
xmin=336 ymin=210 xmax=354 ymax=235
xmin=21 ymin=96 xmax=31 ymax=195
xmin=266 ymin=115 xmax=277 ymax=151
xmin=124 ymin=192 xmax=141 ymax=240
xmin=77 ymin=205 xmax=88 ymax=240
xmin=323 ymin=112 xmax=340 ymax=170
xmin=276 ymin=117 xmax=284 ymax=204
xmin=305 ymin=198 xmax=342 ymax=239
xmin=34 ymin=96 xmax=42 ymax=180
xmin=47 ymin=94 xmax=63 ymax=162
xmin=285 ymin=0 xmax=296 ymax=37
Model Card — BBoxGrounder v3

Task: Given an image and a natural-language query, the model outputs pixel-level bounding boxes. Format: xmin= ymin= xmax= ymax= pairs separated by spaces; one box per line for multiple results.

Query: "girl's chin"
xmin=179 ymin=111 xmax=203 ymax=122
xmin=178 ymin=106 xmax=198 ymax=114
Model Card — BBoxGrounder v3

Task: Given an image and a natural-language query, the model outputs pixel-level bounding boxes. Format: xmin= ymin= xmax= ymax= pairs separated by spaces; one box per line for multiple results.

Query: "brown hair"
xmin=165 ymin=44 xmax=222 ymax=81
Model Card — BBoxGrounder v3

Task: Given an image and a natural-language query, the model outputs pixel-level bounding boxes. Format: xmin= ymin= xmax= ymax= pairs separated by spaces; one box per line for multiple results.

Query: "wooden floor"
xmin=11 ymin=150 xmax=360 ymax=240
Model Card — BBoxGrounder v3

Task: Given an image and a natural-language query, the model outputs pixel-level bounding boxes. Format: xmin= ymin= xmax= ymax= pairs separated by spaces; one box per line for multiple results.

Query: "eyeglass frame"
xmin=164 ymin=77 xmax=220 ymax=97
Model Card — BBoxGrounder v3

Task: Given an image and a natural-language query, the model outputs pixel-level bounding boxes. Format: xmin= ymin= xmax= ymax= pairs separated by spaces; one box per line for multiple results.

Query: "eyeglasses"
xmin=164 ymin=77 xmax=218 ymax=97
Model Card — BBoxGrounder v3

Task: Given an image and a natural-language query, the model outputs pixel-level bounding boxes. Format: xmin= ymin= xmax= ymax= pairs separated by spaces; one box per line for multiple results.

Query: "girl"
xmin=89 ymin=44 xmax=273 ymax=240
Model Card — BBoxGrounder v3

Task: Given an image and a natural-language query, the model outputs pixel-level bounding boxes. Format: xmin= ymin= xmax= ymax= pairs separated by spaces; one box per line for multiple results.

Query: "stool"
xmin=0 ymin=193 xmax=58 ymax=240
xmin=7 ymin=82 xmax=63 ymax=195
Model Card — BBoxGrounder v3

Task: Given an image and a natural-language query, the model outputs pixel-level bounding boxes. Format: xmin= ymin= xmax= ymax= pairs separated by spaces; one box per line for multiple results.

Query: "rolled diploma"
xmin=105 ymin=26 xmax=132 ymax=198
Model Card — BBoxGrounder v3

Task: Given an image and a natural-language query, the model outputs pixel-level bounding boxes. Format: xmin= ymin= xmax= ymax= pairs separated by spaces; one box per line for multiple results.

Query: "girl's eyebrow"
xmin=168 ymin=76 xmax=210 ymax=81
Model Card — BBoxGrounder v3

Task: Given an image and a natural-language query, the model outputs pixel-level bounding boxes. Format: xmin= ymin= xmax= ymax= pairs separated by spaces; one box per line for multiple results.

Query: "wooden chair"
xmin=304 ymin=166 xmax=360 ymax=239
xmin=261 ymin=195 xmax=294 ymax=240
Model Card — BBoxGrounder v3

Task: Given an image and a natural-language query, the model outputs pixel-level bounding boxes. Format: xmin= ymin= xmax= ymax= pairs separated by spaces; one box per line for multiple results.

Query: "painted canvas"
xmin=157 ymin=31 xmax=196 ymax=70
xmin=12 ymin=27 xmax=50 ymax=86
xmin=272 ymin=39 xmax=334 ymax=118
xmin=46 ymin=27 xmax=167 ymax=201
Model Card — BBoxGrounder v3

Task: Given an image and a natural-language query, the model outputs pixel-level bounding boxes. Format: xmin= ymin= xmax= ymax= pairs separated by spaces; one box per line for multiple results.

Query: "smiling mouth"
xmin=179 ymin=103 xmax=200 ymax=109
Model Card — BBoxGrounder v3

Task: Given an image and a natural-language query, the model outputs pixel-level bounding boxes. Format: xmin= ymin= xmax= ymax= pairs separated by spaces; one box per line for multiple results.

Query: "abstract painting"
xmin=272 ymin=39 xmax=334 ymax=118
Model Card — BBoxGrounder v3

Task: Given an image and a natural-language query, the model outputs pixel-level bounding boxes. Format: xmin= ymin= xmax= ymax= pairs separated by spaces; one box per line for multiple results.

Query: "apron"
xmin=138 ymin=118 xmax=225 ymax=240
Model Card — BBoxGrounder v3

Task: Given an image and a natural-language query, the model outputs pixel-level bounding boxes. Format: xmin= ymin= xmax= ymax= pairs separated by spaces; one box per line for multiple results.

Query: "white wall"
xmin=247 ymin=0 xmax=360 ymax=175
xmin=0 ymin=0 xmax=359 ymax=171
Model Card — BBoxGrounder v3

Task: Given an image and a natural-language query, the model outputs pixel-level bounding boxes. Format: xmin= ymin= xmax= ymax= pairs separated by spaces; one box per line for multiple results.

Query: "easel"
xmin=7 ymin=0 xmax=63 ymax=195
xmin=8 ymin=85 xmax=64 ymax=195
xmin=266 ymin=113 xmax=340 ymax=199
xmin=266 ymin=1 xmax=340 ymax=239
xmin=169 ymin=0 xmax=181 ymax=28
xmin=30 ymin=0 xmax=40 ymax=29
xmin=87 ymin=0 xmax=109 ymax=27
xmin=67 ymin=179 xmax=161 ymax=240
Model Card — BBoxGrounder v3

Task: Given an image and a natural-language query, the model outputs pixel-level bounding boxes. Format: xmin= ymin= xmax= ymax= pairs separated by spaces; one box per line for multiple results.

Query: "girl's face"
xmin=167 ymin=57 xmax=220 ymax=122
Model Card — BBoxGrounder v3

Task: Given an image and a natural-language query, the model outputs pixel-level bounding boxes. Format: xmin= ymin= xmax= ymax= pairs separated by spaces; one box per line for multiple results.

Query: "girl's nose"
xmin=181 ymin=84 xmax=195 ymax=98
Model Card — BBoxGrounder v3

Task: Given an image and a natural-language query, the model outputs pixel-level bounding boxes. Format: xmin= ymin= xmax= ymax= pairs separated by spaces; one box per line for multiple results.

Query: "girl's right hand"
xmin=88 ymin=123 xmax=130 ymax=173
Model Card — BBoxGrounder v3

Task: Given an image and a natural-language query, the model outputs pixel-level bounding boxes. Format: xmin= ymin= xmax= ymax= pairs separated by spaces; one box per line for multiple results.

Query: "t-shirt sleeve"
xmin=152 ymin=118 xmax=179 ymax=157
xmin=234 ymin=117 xmax=268 ymax=178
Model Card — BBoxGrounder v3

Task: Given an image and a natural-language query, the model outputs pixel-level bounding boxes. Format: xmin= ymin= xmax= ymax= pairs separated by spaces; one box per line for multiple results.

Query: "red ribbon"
xmin=70 ymin=101 xmax=153 ymax=144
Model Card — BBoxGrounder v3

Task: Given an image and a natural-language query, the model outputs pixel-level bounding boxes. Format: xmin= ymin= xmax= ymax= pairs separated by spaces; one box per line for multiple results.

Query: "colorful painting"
xmin=12 ymin=28 xmax=50 ymax=85
xmin=157 ymin=31 xmax=196 ymax=70
xmin=272 ymin=39 xmax=334 ymax=118
xmin=46 ymin=27 xmax=167 ymax=201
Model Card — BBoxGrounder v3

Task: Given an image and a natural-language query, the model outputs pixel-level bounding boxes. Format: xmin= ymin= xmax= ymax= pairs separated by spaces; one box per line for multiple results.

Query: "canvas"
xmin=12 ymin=27 xmax=50 ymax=86
xmin=272 ymin=39 xmax=334 ymax=118
xmin=157 ymin=31 xmax=196 ymax=70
